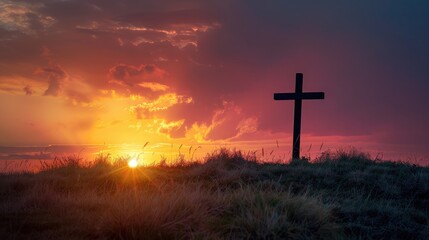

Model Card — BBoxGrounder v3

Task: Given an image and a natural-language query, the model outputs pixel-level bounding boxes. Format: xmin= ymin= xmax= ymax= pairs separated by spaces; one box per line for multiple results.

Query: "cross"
xmin=274 ymin=73 xmax=325 ymax=159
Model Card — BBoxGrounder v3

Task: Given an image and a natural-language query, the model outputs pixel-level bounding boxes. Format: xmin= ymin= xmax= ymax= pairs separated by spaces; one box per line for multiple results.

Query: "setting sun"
xmin=128 ymin=159 xmax=138 ymax=168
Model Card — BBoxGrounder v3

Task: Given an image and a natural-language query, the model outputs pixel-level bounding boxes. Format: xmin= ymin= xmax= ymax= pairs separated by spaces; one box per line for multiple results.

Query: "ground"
xmin=0 ymin=149 xmax=428 ymax=239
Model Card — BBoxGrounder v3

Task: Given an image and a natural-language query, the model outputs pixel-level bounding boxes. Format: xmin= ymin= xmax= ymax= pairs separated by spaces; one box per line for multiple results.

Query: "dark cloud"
xmin=109 ymin=64 xmax=141 ymax=81
xmin=35 ymin=65 xmax=68 ymax=96
xmin=23 ymin=85 xmax=34 ymax=95
xmin=108 ymin=64 xmax=162 ymax=84
xmin=107 ymin=63 xmax=167 ymax=98
xmin=44 ymin=79 xmax=60 ymax=96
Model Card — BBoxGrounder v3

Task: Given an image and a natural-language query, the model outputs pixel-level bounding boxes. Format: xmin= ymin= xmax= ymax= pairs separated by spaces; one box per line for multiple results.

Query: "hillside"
xmin=0 ymin=149 xmax=428 ymax=239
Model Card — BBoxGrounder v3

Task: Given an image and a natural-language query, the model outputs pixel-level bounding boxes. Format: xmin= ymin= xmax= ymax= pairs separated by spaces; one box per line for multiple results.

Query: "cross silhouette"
xmin=274 ymin=73 xmax=325 ymax=159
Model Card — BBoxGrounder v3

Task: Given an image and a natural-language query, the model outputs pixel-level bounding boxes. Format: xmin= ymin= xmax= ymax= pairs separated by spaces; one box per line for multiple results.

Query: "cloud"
xmin=108 ymin=64 xmax=165 ymax=87
xmin=138 ymin=82 xmax=169 ymax=92
xmin=157 ymin=119 xmax=185 ymax=138
xmin=35 ymin=65 xmax=68 ymax=96
xmin=235 ymin=117 xmax=258 ymax=138
xmin=23 ymin=85 xmax=34 ymax=95
xmin=130 ymin=93 xmax=193 ymax=119
xmin=44 ymin=78 xmax=61 ymax=96
xmin=32 ymin=65 xmax=93 ymax=104
xmin=185 ymin=101 xmax=259 ymax=141
xmin=0 ymin=2 xmax=55 ymax=35
xmin=72 ymin=6 xmax=221 ymax=49
xmin=109 ymin=64 xmax=142 ymax=81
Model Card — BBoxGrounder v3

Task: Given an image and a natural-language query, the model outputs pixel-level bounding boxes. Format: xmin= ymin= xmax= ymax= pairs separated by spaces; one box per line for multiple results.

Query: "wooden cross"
xmin=274 ymin=73 xmax=325 ymax=159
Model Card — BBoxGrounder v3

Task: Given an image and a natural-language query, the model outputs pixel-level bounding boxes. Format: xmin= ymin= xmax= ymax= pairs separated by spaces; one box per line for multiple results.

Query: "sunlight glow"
xmin=128 ymin=159 xmax=138 ymax=168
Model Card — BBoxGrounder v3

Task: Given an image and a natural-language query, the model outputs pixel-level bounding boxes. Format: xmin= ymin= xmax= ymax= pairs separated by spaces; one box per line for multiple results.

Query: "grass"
xmin=0 ymin=148 xmax=428 ymax=239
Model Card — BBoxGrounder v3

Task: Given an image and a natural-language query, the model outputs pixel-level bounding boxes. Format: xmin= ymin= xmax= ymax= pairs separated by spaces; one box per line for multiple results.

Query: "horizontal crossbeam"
xmin=273 ymin=92 xmax=325 ymax=100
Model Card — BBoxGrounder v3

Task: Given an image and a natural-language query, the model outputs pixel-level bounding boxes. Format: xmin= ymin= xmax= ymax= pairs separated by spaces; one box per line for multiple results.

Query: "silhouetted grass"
xmin=0 ymin=148 xmax=428 ymax=239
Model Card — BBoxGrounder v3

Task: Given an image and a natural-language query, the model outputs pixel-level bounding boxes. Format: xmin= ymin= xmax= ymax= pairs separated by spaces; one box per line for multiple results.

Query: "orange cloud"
xmin=130 ymin=93 xmax=193 ymax=119
xmin=138 ymin=82 xmax=169 ymax=92
xmin=157 ymin=119 xmax=185 ymax=137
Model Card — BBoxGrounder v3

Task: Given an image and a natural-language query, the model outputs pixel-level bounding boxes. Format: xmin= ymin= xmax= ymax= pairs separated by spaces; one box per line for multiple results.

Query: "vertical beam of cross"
xmin=293 ymin=73 xmax=303 ymax=159
xmin=274 ymin=73 xmax=325 ymax=159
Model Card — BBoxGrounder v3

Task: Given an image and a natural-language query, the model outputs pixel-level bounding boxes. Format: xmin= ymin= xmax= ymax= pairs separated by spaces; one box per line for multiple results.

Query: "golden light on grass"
xmin=128 ymin=159 xmax=138 ymax=168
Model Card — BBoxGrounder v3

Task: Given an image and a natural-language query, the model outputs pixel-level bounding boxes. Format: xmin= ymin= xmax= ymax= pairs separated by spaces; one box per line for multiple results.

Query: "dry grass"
xmin=0 ymin=148 xmax=428 ymax=239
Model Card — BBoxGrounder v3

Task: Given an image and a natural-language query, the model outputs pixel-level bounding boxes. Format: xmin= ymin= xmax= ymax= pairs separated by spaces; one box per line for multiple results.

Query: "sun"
xmin=128 ymin=159 xmax=138 ymax=168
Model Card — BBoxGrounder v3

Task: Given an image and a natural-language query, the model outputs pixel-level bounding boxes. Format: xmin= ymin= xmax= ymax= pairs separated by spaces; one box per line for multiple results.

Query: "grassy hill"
xmin=0 ymin=149 xmax=428 ymax=239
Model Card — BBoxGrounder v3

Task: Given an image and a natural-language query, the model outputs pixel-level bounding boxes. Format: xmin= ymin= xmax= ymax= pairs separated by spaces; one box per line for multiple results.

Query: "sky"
xmin=1 ymin=0 xmax=429 ymax=164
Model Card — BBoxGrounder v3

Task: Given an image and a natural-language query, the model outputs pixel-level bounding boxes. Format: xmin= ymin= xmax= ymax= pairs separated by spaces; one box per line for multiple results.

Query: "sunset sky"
xmin=1 ymin=0 xmax=429 ymax=164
